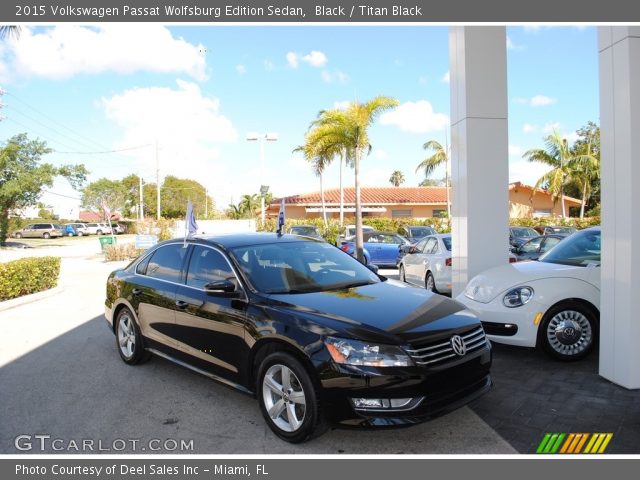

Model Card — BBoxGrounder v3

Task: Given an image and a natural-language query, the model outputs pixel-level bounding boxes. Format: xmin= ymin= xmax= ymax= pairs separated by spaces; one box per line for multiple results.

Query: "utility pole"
xmin=205 ymin=186 xmax=208 ymax=218
xmin=156 ymin=141 xmax=160 ymax=221
xmin=139 ymin=174 xmax=144 ymax=221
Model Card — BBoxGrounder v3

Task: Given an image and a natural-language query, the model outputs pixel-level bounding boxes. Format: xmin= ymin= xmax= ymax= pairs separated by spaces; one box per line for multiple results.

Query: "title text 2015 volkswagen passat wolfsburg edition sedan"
xmin=105 ymin=233 xmax=492 ymax=443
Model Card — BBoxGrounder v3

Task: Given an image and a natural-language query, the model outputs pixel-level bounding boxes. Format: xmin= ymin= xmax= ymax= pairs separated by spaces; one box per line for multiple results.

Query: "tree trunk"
xmin=354 ymin=149 xmax=364 ymax=263
xmin=320 ymin=173 xmax=328 ymax=229
xmin=0 ymin=207 xmax=9 ymax=246
xmin=339 ymin=153 xmax=344 ymax=227
xmin=580 ymin=182 xmax=587 ymax=219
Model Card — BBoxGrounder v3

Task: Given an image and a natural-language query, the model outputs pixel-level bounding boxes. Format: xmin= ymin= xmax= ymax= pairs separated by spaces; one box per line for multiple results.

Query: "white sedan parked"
xmin=399 ymin=234 xmax=452 ymax=294
xmin=456 ymin=227 xmax=600 ymax=361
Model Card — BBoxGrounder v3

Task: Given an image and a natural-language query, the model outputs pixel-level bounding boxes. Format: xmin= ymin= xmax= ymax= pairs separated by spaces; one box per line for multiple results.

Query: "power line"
xmin=42 ymin=190 xmax=82 ymax=201
xmin=53 ymin=144 xmax=153 ymax=154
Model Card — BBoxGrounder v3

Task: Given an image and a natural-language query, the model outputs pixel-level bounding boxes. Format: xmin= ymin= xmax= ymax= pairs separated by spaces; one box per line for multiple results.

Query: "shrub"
xmin=0 ymin=256 xmax=61 ymax=301
xmin=509 ymin=216 xmax=600 ymax=230
xmin=134 ymin=218 xmax=174 ymax=241
xmin=104 ymin=243 xmax=145 ymax=261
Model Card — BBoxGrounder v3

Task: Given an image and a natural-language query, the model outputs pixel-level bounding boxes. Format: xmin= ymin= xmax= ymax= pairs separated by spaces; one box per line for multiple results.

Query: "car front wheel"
xmin=43 ymin=232 xmax=50 ymax=239
xmin=15 ymin=232 xmax=22 ymax=238
xmin=425 ymin=272 xmax=438 ymax=293
xmin=115 ymin=307 xmax=150 ymax=365
xmin=257 ymin=352 xmax=325 ymax=443
xmin=539 ymin=302 xmax=598 ymax=361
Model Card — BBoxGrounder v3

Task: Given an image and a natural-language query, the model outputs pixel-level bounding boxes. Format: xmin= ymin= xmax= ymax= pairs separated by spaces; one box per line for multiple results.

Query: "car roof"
xmin=164 ymin=232 xmax=325 ymax=249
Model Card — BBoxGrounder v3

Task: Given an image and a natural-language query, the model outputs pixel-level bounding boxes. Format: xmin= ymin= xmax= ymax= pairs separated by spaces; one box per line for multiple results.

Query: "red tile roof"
xmin=277 ymin=187 xmax=449 ymax=206
xmin=509 ymin=182 xmax=582 ymax=205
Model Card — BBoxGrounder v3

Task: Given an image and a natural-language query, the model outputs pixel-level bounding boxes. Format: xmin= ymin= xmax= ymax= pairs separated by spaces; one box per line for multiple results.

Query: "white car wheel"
xmin=540 ymin=302 xmax=597 ymax=361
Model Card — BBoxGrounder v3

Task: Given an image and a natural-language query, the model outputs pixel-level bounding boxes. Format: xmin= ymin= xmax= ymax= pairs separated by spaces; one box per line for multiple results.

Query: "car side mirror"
xmin=204 ymin=280 xmax=238 ymax=295
xmin=366 ymin=264 xmax=379 ymax=274
xmin=408 ymin=246 xmax=417 ymax=254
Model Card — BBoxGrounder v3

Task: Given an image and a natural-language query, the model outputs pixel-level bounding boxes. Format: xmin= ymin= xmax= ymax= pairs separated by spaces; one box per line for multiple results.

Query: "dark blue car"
xmin=340 ymin=230 xmax=409 ymax=267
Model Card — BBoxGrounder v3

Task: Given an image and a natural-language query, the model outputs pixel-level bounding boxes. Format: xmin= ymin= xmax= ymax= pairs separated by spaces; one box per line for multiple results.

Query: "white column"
xmin=449 ymin=27 xmax=509 ymax=296
xmin=598 ymin=27 xmax=640 ymax=389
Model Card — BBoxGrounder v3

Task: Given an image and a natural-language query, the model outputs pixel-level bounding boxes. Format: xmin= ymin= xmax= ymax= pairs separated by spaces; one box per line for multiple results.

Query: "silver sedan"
xmin=399 ymin=234 xmax=452 ymax=295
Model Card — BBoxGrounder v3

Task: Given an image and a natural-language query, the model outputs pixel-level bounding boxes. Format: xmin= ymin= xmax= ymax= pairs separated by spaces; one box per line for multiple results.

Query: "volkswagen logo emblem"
xmin=450 ymin=335 xmax=467 ymax=356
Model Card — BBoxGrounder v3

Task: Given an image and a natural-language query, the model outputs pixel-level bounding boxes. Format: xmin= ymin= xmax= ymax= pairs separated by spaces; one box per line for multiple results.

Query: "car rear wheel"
xmin=425 ymin=272 xmax=438 ymax=293
xmin=96 ymin=230 xmax=103 ymax=235
xmin=115 ymin=307 xmax=150 ymax=365
xmin=257 ymin=352 xmax=325 ymax=443
xmin=539 ymin=302 xmax=598 ymax=361
xmin=15 ymin=232 xmax=22 ymax=239
xmin=399 ymin=264 xmax=406 ymax=282
xmin=42 ymin=232 xmax=50 ymax=239
xmin=77 ymin=232 xmax=83 ymax=237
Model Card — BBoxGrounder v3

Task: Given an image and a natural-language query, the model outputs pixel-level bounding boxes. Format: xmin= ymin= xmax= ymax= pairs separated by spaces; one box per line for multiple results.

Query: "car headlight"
xmin=502 ymin=286 xmax=534 ymax=308
xmin=324 ymin=337 xmax=414 ymax=367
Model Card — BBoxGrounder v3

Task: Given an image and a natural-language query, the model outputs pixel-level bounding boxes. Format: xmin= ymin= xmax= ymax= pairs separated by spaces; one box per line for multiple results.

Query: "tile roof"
xmin=509 ymin=182 xmax=582 ymax=205
xmin=278 ymin=187 xmax=449 ymax=205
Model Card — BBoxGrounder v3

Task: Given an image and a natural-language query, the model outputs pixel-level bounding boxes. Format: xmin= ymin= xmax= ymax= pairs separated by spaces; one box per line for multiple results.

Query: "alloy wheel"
xmin=117 ymin=313 xmax=136 ymax=359
xmin=546 ymin=309 xmax=593 ymax=357
xmin=262 ymin=364 xmax=307 ymax=433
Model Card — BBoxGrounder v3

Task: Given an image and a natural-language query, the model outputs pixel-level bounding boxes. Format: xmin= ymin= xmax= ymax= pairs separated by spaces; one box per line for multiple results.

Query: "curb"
xmin=0 ymin=284 xmax=65 ymax=312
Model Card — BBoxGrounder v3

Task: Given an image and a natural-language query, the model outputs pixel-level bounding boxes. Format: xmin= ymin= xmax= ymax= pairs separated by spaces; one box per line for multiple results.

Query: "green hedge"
xmin=0 ymin=256 xmax=61 ymax=301
xmin=509 ymin=216 xmax=600 ymax=230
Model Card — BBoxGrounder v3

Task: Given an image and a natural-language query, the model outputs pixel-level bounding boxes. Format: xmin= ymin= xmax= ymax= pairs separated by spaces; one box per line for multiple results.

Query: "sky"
xmin=0 ymin=25 xmax=599 ymax=217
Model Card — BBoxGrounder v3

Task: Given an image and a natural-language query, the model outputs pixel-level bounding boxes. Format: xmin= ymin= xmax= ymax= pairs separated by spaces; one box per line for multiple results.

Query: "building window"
xmin=432 ymin=209 xmax=447 ymax=218
xmin=392 ymin=209 xmax=412 ymax=218
xmin=533 ymin=209 xmax=552 ymax=217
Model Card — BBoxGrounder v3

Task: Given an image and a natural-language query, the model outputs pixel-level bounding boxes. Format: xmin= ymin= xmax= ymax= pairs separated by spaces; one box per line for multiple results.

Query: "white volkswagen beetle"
xmin=456 ymin=227 xmax=600 ymax=361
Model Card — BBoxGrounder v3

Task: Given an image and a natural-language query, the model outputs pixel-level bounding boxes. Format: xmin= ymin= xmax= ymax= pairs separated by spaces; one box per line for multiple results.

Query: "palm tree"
xmin=523 ymin=131 xmax=574 ymax=218
xmin=239 ymin=194 xmax=261 ymax=218
xmin=389 ymin=170 xmax=405 ymax=187
xmin=568 ymin=138 xmax=600 ymax=218
xmin=309 ymin=96 xmax=399 ymax=262
xmin=227 ymin=204 xmax=243 ymax=220
xmin=292 ymin=143 xmax=332 ymax=228
xmin=416 ymin=139 xmax=450 ymax=218
xmin=0 ymin=26 xmax=21 ymax=40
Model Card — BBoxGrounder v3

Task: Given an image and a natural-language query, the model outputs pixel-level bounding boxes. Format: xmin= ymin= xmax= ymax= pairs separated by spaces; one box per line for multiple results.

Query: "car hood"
xmin=265 ymin=280 xmax=480 ymax=345
xmin=462 ymin=260 xmax=598 ymax=303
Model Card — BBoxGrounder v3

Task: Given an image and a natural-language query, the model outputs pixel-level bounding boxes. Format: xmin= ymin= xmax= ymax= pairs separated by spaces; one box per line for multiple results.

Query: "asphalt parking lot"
xmin=1 ymin=257 xmax=638 ymax=454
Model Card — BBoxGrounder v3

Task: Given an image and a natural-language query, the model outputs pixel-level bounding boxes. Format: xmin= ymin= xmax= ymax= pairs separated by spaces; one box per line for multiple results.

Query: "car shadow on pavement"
xmin=0 ymin=315 xmax=514 ymax=454
xmin=469 ymin=343 xmax=640 ymax=453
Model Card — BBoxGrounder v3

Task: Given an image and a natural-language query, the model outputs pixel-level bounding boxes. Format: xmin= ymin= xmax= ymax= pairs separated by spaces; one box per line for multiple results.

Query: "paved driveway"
xmin=0 ymin=261 xmax=515 ymax=454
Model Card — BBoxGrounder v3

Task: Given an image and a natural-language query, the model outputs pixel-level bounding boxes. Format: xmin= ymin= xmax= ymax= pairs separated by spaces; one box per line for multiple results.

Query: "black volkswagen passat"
xmin=105 ymin=233 xmax=492 ymax=443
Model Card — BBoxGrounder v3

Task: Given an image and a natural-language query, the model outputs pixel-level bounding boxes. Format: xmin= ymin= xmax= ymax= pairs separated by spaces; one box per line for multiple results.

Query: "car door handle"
xmin=132 ymin=288 xmax=142 ymax=296
xmin=175 ymin=300 xmax=189 ymax=309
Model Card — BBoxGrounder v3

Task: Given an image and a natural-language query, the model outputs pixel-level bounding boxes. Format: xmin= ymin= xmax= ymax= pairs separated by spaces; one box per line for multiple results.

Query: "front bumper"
xmin=316 ymin=343 xmax=492 ymax=427
xmin=455 ymin=293 xmax=544 ymax=348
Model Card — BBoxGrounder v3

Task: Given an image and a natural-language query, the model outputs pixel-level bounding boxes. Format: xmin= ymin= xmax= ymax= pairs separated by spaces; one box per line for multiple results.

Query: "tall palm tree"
xmin=309 ymin=96 xmax=399 ymax=262
xmin=292 ymin=143 xmax=333 ymax=228
xmin=239 ymin=194 xmax=261 ymax=218
xmin=227 ymin=204 xmax=243 ymax=220
xmin=389 ymin=170 xmax=405 ymax=187
xmin=416 ymin=139 xmax=450 ymax=218
xmin=568 ymin=139 xmax=600 ymax=218
xmin=0 ymin=26 xmax=21 ymax=40
xmin=523 ymin=131 xmax=574 ymax=218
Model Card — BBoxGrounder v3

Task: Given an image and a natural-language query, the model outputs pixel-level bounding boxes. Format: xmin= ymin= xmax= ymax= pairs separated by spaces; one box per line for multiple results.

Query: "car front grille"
xmin=404 ymin=326 xmax=488 ymax=367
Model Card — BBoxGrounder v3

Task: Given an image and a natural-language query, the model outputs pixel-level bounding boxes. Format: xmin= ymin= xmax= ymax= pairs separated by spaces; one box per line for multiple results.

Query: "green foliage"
xmin=0 ymin=256 xmax=61 ymax=301
xmin=81 ymin=178 xmax=128 ymax=218
xmin=135 ymin=218 xmax=174 ymax=241
xmin=104 ymin=243 xmax=144 ymax=261
xmin=509 ymin=216 xmax=600 ymax=230
xmin=161 ymin=175 xmax=211 ymax=219
xmin=0 ymin=133 xmax=88 ymax=244
xmin=389 ymin=170 xmax=405 ymax=187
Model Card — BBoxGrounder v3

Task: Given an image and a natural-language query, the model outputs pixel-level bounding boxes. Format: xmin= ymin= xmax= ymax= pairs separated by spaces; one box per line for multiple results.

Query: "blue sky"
xmin=0 ymin=25 xmax=598 ymax=216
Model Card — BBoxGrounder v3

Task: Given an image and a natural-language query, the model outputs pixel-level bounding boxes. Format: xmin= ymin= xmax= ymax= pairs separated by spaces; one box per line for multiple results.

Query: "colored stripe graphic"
xmin=537 ymin=433 xmax=613 ymax=454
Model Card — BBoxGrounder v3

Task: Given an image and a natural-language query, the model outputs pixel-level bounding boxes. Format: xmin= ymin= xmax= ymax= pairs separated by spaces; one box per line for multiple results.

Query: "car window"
xmin=541 ymin=236 xmax=561 ymax=252
xmin=379 ymin=234 xmax=397 ymax=244
xmin=441 ymin=236 xmax=452 ymax=251
xmin=409 ymin=227 xmax=436 ymax=238
xmin=414 ymin=238 xmax=428 ymax=252
xmin=145 ymin=244 xmax=188 ymax=283
xmin=423 ymin=237 xmax=438 ymax=254
xmin=521 ymin=237 xmax=543 ymax=253
xmin=186 ymin=245 xmax=236 ymax=289
xmin=540 ymin=230 xmax=601 ymax=266
xmin=230 ymin=241 xmax=379 ymax=294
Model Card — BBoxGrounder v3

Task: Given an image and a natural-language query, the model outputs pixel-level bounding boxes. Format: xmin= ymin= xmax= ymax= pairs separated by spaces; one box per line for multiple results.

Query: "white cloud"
xmin=301 ymin=50 xmax=327 ymax=67
xmin=333 ymin=100 xmax=352 ymax=110
xmin=509 ymin=159 xmax=550 ymax=186
xmin=531 ymin=95 xmax=557 ymax=107
xmin=508 ymin=145 xmax=525 ymax=156
xmin=102 ymin=80 xmax=237 ymax=192
xmin=374 ymin=149 xmax=389 ymax=160
xmin=543 ymin=121 xmax=561 ymax=132
xmin=235 ymin=64 xmax=247 ymax=75
xmin=379 ymin=100 xmax=449 ymax=134
xmin=441 ymin=71 xmax=450 ymax=83
xmin=0 ymin=25 xmax=207 ymax=82
xmin=286 ymin=52 xmax=299 ymax=68
xmin=321 ymin=70 xmax=349 ymax=84
xmin=506 ymin=36 xmax=524 ymax=51
xmin=523 ymin=123 xmax=538 ymax=134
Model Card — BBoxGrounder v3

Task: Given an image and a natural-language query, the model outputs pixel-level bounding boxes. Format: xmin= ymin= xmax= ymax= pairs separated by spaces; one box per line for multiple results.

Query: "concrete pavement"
xmin=0 ymin=251 xmax=517 ymax=454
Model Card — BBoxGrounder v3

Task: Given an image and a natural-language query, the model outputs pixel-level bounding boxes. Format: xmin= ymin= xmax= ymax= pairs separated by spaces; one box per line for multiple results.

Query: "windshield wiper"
xmin=327 ymin=280 xmax=377 ymax=290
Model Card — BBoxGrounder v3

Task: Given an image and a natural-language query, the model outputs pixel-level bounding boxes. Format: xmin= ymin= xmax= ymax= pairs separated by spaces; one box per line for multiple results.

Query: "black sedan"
xmin=105 ymin=233 xmax=492 ymax=443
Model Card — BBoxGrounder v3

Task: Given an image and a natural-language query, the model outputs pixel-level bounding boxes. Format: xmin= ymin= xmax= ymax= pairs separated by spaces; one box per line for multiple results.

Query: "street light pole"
xmin=247 ymin=132 xmax=278 ymax=225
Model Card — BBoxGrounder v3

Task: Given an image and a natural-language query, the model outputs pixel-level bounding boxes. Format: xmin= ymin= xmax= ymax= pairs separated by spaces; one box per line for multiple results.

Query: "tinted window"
xmin=539 ymin=230 xmax=601 ymax=266
xmin=409 ymin=227 xmax=436 ymax=238
xmin=186 ymin=246 xmax=236 ymax=289
xmin=541 ymin=236 xmax=561 ymax=252
xmin=230 ymin=241 xmax=379 ymax=294
xmin=521 ymin=237 xmax=543 ymax=253
xmin=442 ymin=236 xmax=452 ymax=251
xmin=145 ymin=244 xmax=188 ymax=282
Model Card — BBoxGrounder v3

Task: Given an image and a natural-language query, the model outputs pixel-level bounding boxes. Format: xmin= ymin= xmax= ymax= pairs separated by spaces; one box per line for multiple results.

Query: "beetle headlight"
xmin=503 ymin=287 xmax=534 ymax=308
xmin=324 ymin=337 xmax=414 ymax=367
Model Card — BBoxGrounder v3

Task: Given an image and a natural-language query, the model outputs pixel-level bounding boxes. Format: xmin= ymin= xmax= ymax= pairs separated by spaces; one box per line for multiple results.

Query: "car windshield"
xmin=409 ymin=227 xmax=436 ymax=238
xmin=442 ymin=236 xmax=452 ymax=251
xmin=547 ymin=227 xmax=577 ymax=235
xmin=511 ymin=227 xmax=538 ymax=238
xmin=539 ymin=229 xmax=601 ymax=267
xmin=290 ymin=226 xmax=318 ymax=236
xmin=230 ymin=241 xmax=380 ymax=294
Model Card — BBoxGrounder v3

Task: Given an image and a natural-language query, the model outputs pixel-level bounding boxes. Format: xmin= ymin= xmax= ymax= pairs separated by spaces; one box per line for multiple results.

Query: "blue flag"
xmin=276 ymin=198 xmax=285 ymax=235
xmin=186 ymin=200 xmax=198 ymax=237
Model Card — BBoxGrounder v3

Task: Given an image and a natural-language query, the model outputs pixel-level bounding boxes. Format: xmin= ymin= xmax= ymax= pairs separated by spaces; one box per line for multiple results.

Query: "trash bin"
xmin=99 ymin=236 xmax=116 ymax=252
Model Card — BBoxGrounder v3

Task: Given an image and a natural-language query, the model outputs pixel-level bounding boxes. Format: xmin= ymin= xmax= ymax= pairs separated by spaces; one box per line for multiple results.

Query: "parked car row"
xmin=12 ymin=222 xmax=126 ymax=238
